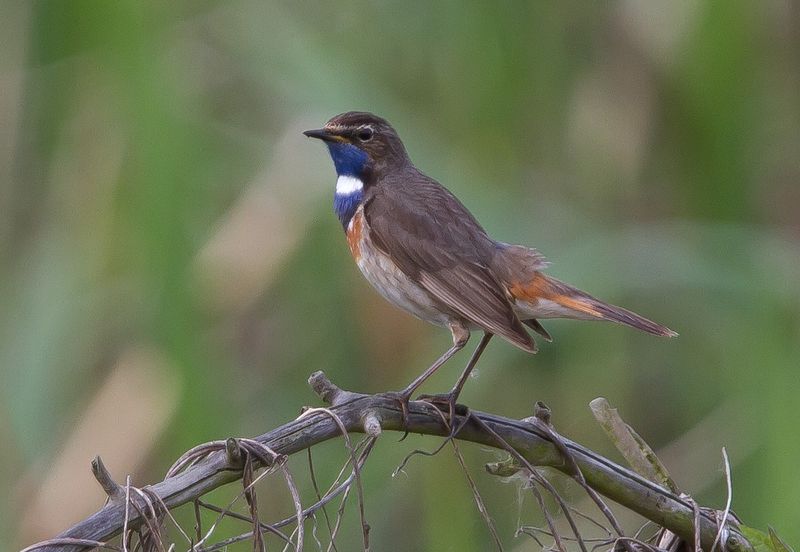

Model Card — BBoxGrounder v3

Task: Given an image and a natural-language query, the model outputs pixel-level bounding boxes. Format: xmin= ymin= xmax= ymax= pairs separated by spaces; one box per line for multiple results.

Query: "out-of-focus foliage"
xmin=2 ymin=1 xmax=798 ymax=549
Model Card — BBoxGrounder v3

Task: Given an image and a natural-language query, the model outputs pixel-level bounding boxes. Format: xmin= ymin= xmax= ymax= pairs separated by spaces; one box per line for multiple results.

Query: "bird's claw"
xmin=382 ymin=389 xmax=468 ymax=439
xmin=417 ymin=392 xmax=468 ymax=435
xmin=381 ymin=390 xmax=414 ymax=439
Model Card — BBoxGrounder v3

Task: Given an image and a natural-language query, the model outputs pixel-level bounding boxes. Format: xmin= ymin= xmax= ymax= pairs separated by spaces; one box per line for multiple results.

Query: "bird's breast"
xmin=346 ymin=207 xmax=451 ymax=327
xmin=333 ymin=173 xmax=367 ymax=229
xmin=345 ymin=208 xmax=364 ymax=261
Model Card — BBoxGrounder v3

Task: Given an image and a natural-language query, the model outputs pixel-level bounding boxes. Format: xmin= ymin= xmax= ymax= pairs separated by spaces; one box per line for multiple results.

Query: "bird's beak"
xmin=303 ymin=128 xmax=343 ymax=142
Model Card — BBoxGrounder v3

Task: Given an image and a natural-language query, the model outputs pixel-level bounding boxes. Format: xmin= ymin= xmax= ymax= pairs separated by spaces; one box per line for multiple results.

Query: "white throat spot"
xmin=336 ymin=175 xmax=364 ymax=195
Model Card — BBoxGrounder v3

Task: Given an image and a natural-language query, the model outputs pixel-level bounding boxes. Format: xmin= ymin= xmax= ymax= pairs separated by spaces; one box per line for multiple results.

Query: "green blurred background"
xmin=2 ymin=1 xmax=799 ymax=550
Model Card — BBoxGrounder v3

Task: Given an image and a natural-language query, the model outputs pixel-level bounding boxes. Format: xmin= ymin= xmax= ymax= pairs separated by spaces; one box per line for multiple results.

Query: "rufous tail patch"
xmin=549 ymin=294 xmax=601 ymax=317
xmin=509 ymin=274 xmax=601 ymax=317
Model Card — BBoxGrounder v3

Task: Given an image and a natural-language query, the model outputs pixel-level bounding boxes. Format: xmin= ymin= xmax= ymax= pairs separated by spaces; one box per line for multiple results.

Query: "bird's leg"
xmin=419 ymin=332 xmax=493 ymax=431
xmin=388 ymin=323 xmax=469 ymax=427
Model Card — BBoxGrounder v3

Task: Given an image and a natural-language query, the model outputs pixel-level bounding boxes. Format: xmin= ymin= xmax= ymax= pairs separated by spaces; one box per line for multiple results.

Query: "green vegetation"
xmin=2 ymin=1 xmax=798 ymax=549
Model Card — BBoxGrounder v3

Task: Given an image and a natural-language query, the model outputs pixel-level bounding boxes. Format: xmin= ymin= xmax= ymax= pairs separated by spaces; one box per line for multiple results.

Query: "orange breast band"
xmin=346 ymin=210 xmax=364 ymax=261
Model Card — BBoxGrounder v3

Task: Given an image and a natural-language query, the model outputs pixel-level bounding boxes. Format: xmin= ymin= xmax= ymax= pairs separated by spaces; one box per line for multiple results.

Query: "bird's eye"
xmin=357 ymin=128 xmax=374 ymax=142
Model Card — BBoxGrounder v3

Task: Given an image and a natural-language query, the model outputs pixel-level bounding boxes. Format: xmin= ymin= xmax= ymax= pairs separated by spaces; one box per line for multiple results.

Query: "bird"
xmin=304 ymin=111 xmax=676 ymax=418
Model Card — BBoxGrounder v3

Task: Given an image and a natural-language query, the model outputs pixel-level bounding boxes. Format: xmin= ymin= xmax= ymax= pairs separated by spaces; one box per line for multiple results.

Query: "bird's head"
xmin=304 ymin=111 xmax=409 ymax=180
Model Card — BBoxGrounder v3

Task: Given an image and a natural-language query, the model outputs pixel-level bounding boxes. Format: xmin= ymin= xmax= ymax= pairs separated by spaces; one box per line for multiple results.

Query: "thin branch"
xmin=20 ymin=539 xmax=121 ymax=552
xmin=307 ymin=447 xmax=338 ymax=551
xmin=195 ymin=501 xmax=292 ymax=545
xmin=30 ymin=371 xmax=753 ymax=552
xmin=711 ymin=447 xmax=733 ymax=552
xmin=470 ymin=411 xmax=577 ymax=552
xmin=451 ymin=438 xmax=504 ymax=551
xmin=590 ymin=397 xmax=677 ymax=493
xmin=298 ymin=408 xmax=368 ymax=551
xmin=529 ymin=402 xmax=626 ymax=539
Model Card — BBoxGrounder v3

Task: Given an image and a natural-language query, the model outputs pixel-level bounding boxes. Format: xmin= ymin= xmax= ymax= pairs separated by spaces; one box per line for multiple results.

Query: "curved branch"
xmin=30 ymin=371 xmax=753 ymax=552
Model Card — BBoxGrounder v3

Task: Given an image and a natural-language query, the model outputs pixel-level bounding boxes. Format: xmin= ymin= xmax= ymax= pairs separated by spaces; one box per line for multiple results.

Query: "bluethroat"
xmin=305 ymin=112 xmax=676 ymax=419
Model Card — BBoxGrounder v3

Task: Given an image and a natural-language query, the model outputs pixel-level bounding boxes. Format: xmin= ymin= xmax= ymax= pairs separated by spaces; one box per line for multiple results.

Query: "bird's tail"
xmin=515 ymin=274 xmax=677 ymax=338
xmin=576 ymin=295 xmax=677 ymax=337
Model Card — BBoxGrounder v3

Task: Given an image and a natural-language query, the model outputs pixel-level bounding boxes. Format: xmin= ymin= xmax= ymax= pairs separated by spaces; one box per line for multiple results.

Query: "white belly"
xmin=351 ymin=211 xmax=452 ymax=327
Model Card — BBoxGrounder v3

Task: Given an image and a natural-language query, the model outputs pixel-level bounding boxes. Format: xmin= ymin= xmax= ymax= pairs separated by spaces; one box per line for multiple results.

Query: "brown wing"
xmin=364 ymin=172 xmax=536 ymax=352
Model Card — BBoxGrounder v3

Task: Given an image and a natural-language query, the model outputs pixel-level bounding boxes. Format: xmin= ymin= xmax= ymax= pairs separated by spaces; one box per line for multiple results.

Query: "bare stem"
xmin=30 ymin=372 xmax=752 ymax=552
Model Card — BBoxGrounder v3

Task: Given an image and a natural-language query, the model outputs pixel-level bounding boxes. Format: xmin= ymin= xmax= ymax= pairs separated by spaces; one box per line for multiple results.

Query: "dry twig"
xmin=27 ymin=371 xmax=753 ymax=552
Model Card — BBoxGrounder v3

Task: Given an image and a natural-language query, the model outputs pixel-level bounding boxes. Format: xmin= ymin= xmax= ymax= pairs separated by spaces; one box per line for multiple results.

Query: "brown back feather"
xmin=364 ymin=170 xmax=536 ymax=352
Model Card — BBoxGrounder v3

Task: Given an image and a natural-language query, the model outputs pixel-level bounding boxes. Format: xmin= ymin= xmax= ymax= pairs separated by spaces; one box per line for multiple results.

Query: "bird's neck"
xmin=333 ymin=175 xmax=364 ymax=228
xmin=327 ymin=142 xmax=369 ymax=178
xmin=327 ymin=142 xmax=369 ymax=229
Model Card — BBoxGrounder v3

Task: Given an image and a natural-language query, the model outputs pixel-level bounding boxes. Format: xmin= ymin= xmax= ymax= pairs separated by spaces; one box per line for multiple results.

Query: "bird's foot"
xmin=381 ymin=390 xmax=415 ymax=438
xmin=416 ymin=392 xmax=468 ymax=436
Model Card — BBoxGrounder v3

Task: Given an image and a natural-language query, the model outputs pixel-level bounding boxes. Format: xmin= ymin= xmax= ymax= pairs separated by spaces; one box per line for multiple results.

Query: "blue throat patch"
xmin=327 ymin=142 xmax=368 ymax=228
xmin=326 ymin=142 xmax=368 ymax=177
xmin=333 ymin=192 xmax=362 ymax=228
